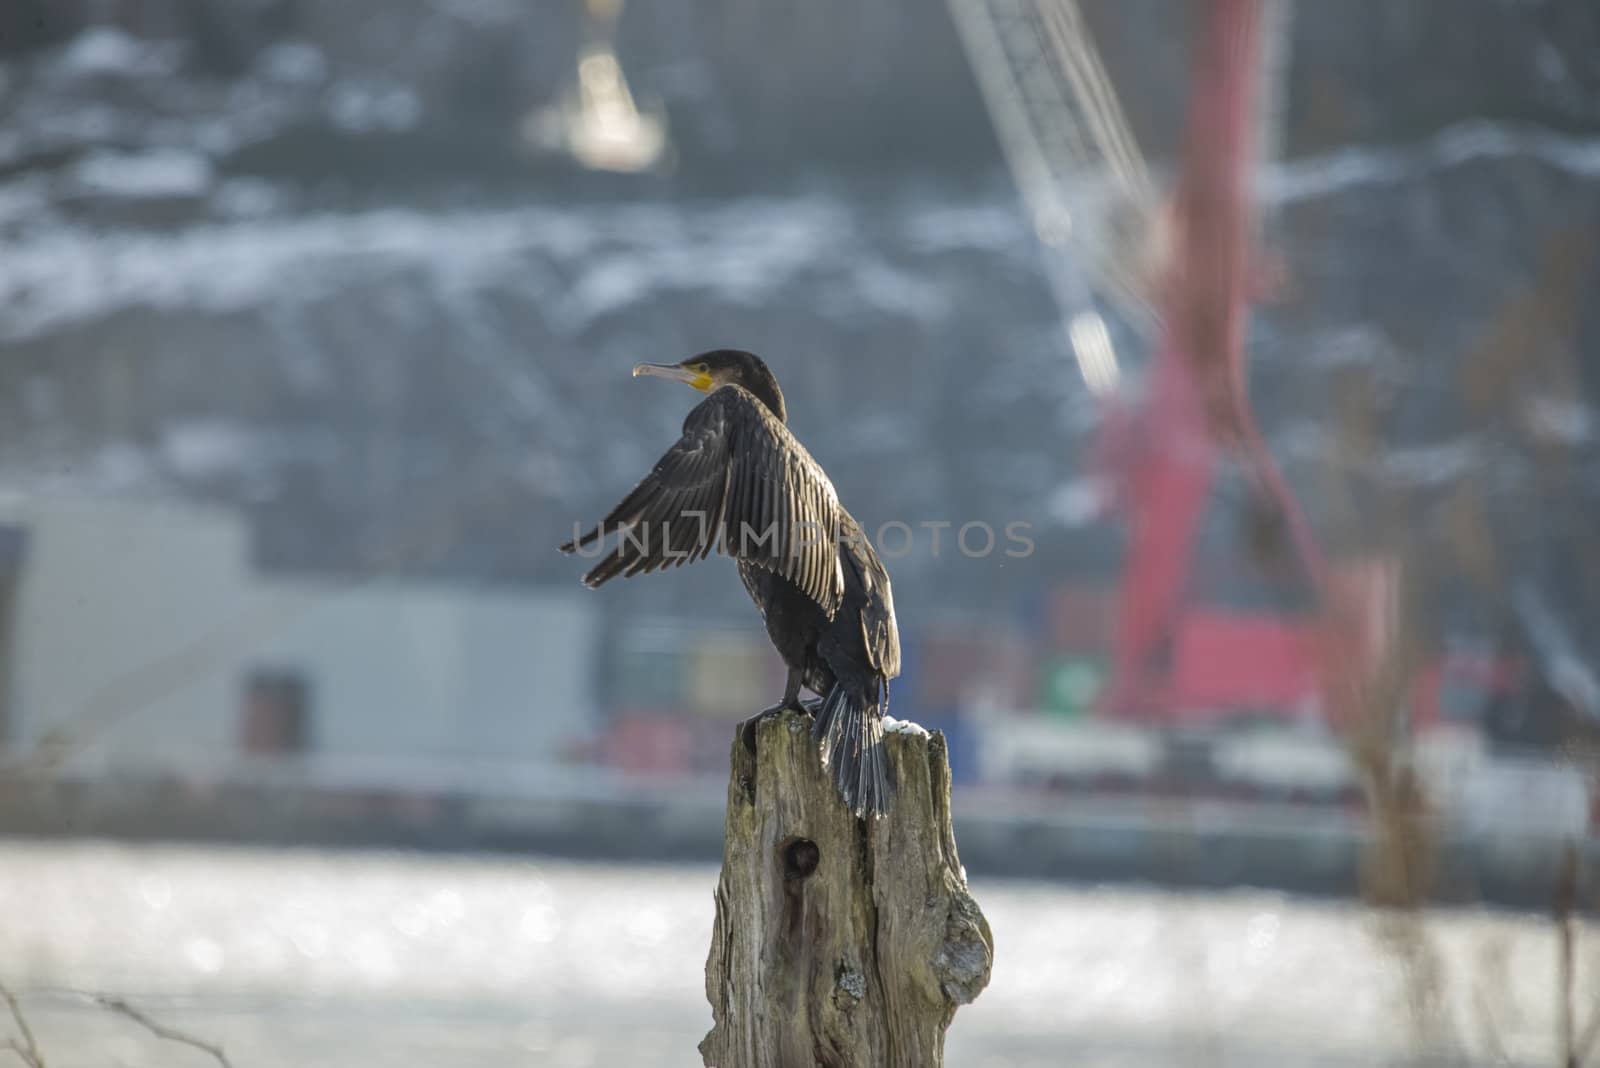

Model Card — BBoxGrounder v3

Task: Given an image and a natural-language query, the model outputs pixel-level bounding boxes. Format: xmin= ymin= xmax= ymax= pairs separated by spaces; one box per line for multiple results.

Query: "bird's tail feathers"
xmin=812 ymin=682 xmax=893 ymax=818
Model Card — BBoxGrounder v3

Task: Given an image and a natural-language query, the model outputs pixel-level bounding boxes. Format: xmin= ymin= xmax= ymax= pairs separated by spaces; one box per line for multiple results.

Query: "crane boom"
xmin=946 ymin=0 xmax=1160 ymax=341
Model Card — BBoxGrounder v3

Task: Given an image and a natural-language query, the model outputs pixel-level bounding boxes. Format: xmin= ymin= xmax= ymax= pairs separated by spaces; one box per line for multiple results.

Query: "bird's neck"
xmin=742 ymin=370 xmax=787 ymax=424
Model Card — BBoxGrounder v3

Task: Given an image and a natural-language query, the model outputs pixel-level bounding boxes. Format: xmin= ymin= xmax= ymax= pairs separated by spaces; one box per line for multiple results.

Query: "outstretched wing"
xmin=561 ymin=386 xmax=845 ymax=617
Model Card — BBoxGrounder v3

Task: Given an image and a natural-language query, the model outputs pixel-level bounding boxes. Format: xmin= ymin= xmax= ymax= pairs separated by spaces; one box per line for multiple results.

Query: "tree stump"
xmin=700 ymin=708 xmax=993 ymax=1068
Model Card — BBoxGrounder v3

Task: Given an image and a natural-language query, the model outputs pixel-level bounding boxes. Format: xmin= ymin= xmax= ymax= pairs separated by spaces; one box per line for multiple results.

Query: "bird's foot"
xmin=740 ymin=700 xmax=811 ymax=756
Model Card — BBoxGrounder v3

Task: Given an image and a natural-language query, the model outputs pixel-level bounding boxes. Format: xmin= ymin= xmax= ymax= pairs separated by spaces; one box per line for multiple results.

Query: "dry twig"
xmin=94 ymin=996 xmax=233 ymax=1068
xmin=0 ymin=982 xmax=45 ymax=1068
xmin=1555 ymin=845 xmax=1578 ymax=1068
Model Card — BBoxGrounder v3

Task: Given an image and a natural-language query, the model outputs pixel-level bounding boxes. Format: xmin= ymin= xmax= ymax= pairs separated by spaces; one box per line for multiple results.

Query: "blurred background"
xmin=1 ymin=0 xmax=1599 ymax=1065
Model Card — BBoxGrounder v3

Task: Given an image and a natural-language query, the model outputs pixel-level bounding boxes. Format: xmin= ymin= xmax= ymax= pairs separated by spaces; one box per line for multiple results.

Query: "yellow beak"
xmin=633 ymin=363 xmax=713 ymax=391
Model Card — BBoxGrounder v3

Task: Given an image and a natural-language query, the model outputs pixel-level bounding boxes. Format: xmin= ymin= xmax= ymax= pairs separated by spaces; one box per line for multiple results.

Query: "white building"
xmin=0 ymin=494 xmax=602 ymax=788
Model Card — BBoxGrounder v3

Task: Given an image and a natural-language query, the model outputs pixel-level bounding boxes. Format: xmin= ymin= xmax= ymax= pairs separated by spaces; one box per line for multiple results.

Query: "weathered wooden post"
xmin=700 ymin=708 xmax=993 ymax=1068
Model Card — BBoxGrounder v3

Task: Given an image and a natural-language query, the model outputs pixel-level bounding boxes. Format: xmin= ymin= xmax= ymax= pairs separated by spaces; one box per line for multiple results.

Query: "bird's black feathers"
xmin=562 ymin=350 xmax=900 ymax=816
xmin=812 ymin=682 xmax=892 ymax=817
xmin=562 ymin=385 xmax=845 ymax=617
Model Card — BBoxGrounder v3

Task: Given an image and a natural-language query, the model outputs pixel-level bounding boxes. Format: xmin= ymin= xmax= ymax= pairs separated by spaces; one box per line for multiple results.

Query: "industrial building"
xmin=0 ymin=493 xmax=602 ymax=786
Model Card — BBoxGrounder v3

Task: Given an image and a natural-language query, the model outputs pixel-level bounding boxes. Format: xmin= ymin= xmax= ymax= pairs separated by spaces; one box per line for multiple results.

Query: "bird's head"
xmin=633 ymin=349 xmax=786 ymax=422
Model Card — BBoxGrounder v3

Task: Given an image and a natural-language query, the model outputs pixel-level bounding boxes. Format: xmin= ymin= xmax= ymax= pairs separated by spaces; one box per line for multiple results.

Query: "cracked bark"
xmin=700 ymin=709 xmax=992 ymax=1068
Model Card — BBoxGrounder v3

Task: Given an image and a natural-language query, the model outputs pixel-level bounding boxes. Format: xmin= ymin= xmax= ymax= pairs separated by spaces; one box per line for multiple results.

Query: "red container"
xmin=605 ymin=714 xmax=693 ymax=775
xmin=913 ymin=626 xmax=1034 ymax=710
xmin=1169 ymin=612 xmax=1319 ymax=721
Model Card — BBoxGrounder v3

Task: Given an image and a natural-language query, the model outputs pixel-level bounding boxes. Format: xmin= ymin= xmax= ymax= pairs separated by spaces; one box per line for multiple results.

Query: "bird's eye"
xmin=694 ymin=363 xmax=709 ymax=373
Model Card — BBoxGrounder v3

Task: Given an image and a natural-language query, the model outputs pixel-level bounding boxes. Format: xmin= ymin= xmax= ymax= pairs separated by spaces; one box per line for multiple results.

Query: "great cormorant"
xmin=561 ymin=349 xmax=901 ymax=816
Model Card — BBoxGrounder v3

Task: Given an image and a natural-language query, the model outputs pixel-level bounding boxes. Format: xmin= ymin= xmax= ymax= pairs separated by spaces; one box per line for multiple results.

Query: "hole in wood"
xmin=781 ymin=836 xmax=820 ymax=881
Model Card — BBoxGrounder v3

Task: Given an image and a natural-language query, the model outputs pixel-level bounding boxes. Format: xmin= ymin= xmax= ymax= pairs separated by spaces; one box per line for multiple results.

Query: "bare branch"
xmin=0 ymin=983 xmax=44 ymax=1068
xmin=94 ymin=997 xmax=233 ymax=1068
xmin=1556 ymin=844 xmax=1578 ymax=1068
xmin=1 ymin=1041 xmax=43 ymax=1068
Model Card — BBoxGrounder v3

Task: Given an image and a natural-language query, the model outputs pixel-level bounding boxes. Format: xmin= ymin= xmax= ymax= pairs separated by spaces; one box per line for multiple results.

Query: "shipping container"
xmin=604 ymin=713 xmax=693 ymax=775
xmin=687 ymin=631 xmax=778 ymax=716
xmin=1411 ymin=648 xmax=1519 ymax=732
xmin=1168 ymin=611 xmax=1319 ymax=721
xmin=911 ymin=624 xmax=1034 ymax=712
xmin=610 ymin=625 xmax=690 ymax=711
xmin=1038 ymin=656 xmax=1106 ymax=720
xmin=1045 ymin=584 xmax=1119 ymax=653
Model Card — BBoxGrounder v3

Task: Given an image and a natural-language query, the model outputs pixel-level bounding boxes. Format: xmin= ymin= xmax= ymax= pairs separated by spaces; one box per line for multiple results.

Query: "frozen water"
xmin=0 ymin=840 xmax=1588 ymax=1067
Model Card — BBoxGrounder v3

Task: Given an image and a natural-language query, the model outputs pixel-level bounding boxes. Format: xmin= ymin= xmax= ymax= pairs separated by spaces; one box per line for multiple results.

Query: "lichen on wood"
xmin=700 ymin=708 xmax=992 ymax=1068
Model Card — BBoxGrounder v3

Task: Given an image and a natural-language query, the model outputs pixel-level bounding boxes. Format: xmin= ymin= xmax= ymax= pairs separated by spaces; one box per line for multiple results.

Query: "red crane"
xmin=1103 ymin=0 xmax=1335 ymax=722
xmin=953 ymin=0 xmax=1383 ymax=728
